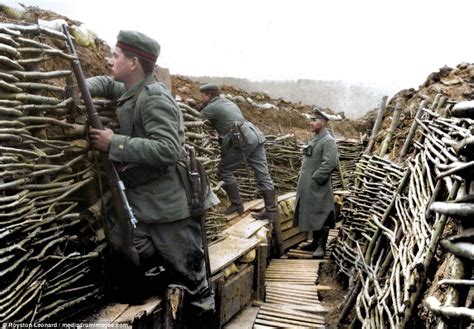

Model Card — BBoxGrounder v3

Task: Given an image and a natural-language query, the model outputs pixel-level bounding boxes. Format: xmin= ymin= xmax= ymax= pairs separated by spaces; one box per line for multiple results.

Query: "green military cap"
xmin=199 ymin=83 xmax=220 ymax=92
xmin=116 ymin=30 xmax=160 ymax=63
xmin=310 ymin=107 xmax=330 ymax=121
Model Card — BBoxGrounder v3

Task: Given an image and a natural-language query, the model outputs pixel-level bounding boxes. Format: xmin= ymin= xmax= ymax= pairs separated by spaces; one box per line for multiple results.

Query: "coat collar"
xmin=117 ymin=74 xmax=155 ymax=103
xmin=310 ymin=127 xmax=329 ymax=144
xmin=208 ymin=96 xmax=220 ymax=105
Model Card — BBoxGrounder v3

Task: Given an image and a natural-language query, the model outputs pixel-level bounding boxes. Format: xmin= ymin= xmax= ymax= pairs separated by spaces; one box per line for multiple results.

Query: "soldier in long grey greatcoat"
xmin=199 ymin=83 xmax=277 ymax=222
xmin=294 ymin=108 xmax=338 ymax=258
xmin=86 ymin=30 xmax=217 ymax=325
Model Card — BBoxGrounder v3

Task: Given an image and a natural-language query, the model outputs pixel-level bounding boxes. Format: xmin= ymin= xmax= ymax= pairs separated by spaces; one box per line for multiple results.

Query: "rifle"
xmin=186 ymin=145 xmax=212 ymax=285
xmin=63 ymin=25 xmax=139 ymax=267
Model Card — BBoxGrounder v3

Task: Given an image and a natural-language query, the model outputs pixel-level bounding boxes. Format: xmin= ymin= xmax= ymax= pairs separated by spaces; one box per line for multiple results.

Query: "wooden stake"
xmin=164 ymin=285 xmax=185 ymax=329
xmin=379 ymin=99 xmax=403 ymax=157
xmin=365 ymin=95 xmax=388 ymax=155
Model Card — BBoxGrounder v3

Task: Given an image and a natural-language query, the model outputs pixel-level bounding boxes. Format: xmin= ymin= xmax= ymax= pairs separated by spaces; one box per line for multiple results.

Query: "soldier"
xmin=199 ymin=83 xmax=277 ymax=221
xmin=294 ymin=107 xmax=338 ymax=258
xmin=86 ymin=30 xmax=216 ymax=323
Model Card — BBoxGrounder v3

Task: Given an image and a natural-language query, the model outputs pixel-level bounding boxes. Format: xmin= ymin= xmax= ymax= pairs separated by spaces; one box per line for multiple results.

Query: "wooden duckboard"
xmin=86 ymin=296 xmax=162 ymax=325
xmin=209 ymin=236 xmax=260 ymax=275
xmin=223 ymin=215 xmax=268 ymax=239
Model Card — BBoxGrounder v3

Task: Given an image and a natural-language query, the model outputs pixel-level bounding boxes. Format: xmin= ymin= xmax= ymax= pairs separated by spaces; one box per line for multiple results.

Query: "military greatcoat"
xmin=87 ymin=74 xmax=197 ymax=223
xmin=294 ymin=128 xmax=338 ymax=231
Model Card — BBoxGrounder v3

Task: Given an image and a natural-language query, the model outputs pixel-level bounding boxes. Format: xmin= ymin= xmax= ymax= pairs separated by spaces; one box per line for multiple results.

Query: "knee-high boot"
xmin=252 ymin=190 xmax=278 ymax=222
xmin=313 ymin=226 xmax=329 ymax=258
xmin=222 ymin=183 xmax=244 ymax=215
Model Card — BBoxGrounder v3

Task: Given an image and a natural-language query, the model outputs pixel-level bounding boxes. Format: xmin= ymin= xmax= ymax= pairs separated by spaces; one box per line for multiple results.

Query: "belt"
xmin=119 ymin=164 xmax=168 ymax=188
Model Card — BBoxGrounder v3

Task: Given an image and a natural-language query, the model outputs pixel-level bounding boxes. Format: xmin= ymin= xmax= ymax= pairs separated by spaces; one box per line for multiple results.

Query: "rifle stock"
xmin=62 ymin=25 xmax=139 ymax=267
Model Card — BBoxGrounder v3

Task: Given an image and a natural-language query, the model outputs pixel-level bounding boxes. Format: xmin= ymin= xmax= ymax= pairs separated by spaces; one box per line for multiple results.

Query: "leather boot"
xmin=313 ymin=227 xmax=329 ymax=258
xmin=252 ymin=190 xmax=278 ymax=222
xmin=222 ymin=183 xmax=244 ymax=215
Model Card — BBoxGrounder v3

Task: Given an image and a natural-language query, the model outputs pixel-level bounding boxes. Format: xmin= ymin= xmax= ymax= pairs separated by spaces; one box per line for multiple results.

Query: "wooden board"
xmin=259 ymin=305 xmax=325 ymax=322
xmin=277 ymin=192 xmax=297 ymax=202
xmin=265 ymin=259 xmax=320 ymax=285
xmin=255 ymin=314 xmax=323 ymax=327
xmin=209 ymin=236 xmax=260 ymax=275
xmin=286 ymin=249 xmax=313 ymax=259
xmin=113 ymin=296 xmax=162 ymax=324
xmin=283 ymin=232 xmax=307 ymax=250
xmin=85 ymin=303 xmax=130 ymax=324
xmin=253 ymin=300 xmax=327 ymax=328
xmin=253 ymin=300 xmax=330 ymax=314
xmin=266 ymin=282 xmax=333 ymax=291
xmin=220 ymin=265 xmax=254 ymax=324
xmin=282 ymin=226 xmax=301 ymax=241
xmin=280 ymin=219 xmax=295 ymax=231
xmin=223 ymin=216 xmax=268 ymax=239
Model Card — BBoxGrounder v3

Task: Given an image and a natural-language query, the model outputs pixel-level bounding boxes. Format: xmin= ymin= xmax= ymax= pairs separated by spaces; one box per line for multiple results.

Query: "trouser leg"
xmin=312 ymin=226 xmax=329 ymax=258
xmin=133 ymin=218 xmax=215 ymax=314
xmin=218 ymin=149 xmax=246 ymax=215
xmin=246 ymin=143 xmax=274 ymax=191
xmin=217 ymin=148 xmax=244 ymax=186
xmin=247 ymin=143 xmax=276 ymax=221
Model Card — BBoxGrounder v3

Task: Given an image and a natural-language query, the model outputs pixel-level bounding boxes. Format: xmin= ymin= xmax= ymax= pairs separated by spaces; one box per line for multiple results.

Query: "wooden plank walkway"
xmin=209 ymin=236 xmax=260 ymax=275
xmin=253 ymin=259 xmax=329 ymax=328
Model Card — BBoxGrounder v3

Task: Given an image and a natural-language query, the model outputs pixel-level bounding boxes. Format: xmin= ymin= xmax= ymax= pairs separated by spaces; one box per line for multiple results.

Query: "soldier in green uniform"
xmin=199 ymin=83 xmax=277 ymax=221
xmin=87 ymin=30 xmax=216 ymax=322
xmin=294 ymin=108 xmax=338 ymax=258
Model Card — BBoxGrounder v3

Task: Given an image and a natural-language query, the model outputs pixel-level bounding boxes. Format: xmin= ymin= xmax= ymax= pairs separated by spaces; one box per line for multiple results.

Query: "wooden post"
xmin=254 ymin=244 xmax=268 ymax=301
xmin=399 ymin=180 xmax=461 ymax=327
xmin=273 ymin=210 xmax=285 ymax=257
xmin=379 ymin=99 xmax=403 ymax=157
xmin=365 ymin=95 xmax=388 ymax=154
xmin=216 ymin=277 xmax=225 ymax=329
xmin=437 ymin=255 xmax=464 ymax=328
xmin=397 ymin=100 xmax=427 ymax=161
xmin=338 ymin=280 xmax=362 ymax=325
xmin=164 ymin=285 xmax=185 ymax=329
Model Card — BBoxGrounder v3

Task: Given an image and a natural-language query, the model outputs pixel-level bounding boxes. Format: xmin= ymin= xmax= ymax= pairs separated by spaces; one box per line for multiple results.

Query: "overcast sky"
xmin=4 ymin=0 xmax=474 ymax=94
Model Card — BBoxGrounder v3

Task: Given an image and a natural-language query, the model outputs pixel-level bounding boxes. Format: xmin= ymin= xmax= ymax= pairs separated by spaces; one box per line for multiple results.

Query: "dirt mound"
xmin=172 ymin=75 xmax=362 ymax=140
xmin=369 ymin=62 xmax=474 ymax=157
xmin=2 ymin=3 xmax=365 ymax=142
xmin=1 ymin=5 xmax=111 ymax=78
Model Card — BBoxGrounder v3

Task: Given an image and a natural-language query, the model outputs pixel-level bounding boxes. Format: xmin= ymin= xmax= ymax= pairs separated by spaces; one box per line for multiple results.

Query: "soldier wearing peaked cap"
xmin=294 ymin=107 xmax=338 ymax=258
xmin=309 ymin=106 xmax=331 ymax=121
xmin=199 ymin=83 xmax=278 ymax=223
xmin=86 ymin=30 xmax=217 ymax=324
xmin=199 ymin=83 xmax=219 ymax=92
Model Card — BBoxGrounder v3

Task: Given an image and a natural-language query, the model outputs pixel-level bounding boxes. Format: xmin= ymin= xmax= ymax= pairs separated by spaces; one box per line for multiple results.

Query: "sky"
xmin=3 ymin=0 xmax=474 ymax=94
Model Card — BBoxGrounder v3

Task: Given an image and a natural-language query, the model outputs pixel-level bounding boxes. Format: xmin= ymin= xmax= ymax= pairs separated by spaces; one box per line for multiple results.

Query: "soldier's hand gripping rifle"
xmin=62 ymin=25 xmax=139 ymax=267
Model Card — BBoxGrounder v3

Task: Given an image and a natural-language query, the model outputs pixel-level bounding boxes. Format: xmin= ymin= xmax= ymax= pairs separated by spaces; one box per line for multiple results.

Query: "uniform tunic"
xmin=87 ymin=74 xmax=215 ymax=311
xmin=294 ymin=128 xmax=338 ymax=232
xmin=201 ymin=96 xmax=274 ymax=191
